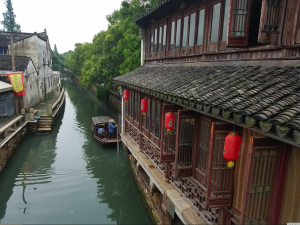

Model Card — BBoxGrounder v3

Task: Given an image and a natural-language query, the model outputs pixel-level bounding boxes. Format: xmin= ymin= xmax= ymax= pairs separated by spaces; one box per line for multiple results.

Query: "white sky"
xmin=0 ymin=0 xmax=124 ymax=53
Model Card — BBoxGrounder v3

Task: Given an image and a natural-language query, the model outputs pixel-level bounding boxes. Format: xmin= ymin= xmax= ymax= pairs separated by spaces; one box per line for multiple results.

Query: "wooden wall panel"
xmin=232 ymin=128 xmax=265 ymax=212
xmin=278 ymin=145 xmax=300 ymax=224
xmin=282 ymin=0 xmax=297 ymax=45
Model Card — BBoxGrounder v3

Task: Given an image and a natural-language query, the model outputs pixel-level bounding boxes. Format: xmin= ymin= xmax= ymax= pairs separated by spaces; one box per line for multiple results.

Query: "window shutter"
xmin=240 ymin=137 xmax=283 ymax=224
xmin=258 ymin=0 xmax=284 ymax=44
xmin=206 ymin=122 xmax=235 ymax=208
xmin=226 ymin=0 xmax=252 ymax=47
xmin=193 ymin=115 xmax=213 ymax=187
xmin=159 ymin=105 xmax=181 ymax=162
xmin=174 ymin=110 xmax=198 ymax=178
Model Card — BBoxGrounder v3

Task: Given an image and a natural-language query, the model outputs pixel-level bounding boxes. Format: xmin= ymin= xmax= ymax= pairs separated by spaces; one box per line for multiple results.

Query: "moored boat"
xmin=91 ymin=116 xmax=121 ymax=146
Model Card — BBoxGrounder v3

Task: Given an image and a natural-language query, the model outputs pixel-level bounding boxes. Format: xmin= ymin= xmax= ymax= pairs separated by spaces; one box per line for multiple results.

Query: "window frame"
xmin=180 ymin=6 xmax=198 ymax=56
xmin=293 ymin=1 xmax=300 ymax=44
xmin=195 ymin=3 xmax=207 ymax=54
xmin=206 ymin=0 xmax=227 ymax=52
xmin=168 ymin=13 xmax=182 ymax=57
xmin=149 ymin=97 xmax=162 ymax=147
xmin=133 ymin=91 xmax=140 ymax=129
xmin=240 ymin=137 xmax=289 ymax=224
xmin=157 ymin=20 xmax=168 ymax=59
xmin=141 ymin=95 xmax=150 ymax=138
xmin=226 ymin=0 xmax=252 ymax=47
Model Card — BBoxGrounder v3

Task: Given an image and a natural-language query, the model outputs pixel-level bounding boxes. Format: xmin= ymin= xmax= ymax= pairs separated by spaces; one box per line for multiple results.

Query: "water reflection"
xmin=0 ymin=79 xmax=153 ymax=224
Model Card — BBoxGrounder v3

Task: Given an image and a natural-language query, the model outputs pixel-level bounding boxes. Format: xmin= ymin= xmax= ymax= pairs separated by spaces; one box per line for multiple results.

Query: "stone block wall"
xmin=0 ymin=126 xmax=27 ymax=173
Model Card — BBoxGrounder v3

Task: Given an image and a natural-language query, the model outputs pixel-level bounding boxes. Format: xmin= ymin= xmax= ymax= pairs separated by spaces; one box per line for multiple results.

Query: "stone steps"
xmin=37 ymin=128 xmax=51 ymax=132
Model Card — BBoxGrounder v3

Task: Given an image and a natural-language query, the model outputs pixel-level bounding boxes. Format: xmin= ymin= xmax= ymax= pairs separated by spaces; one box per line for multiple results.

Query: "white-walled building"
xmin=0 ymin=31 xmax=54 ymax=112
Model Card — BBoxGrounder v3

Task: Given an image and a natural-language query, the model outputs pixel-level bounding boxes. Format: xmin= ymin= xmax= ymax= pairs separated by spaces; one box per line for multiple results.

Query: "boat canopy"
xmin=92 ymin=116 xmax=113 ymax=125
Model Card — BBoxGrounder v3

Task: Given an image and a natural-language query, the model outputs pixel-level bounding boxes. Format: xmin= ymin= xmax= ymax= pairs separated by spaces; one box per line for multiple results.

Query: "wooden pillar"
xmin=48 ymin=104 xmax=52 ymax=115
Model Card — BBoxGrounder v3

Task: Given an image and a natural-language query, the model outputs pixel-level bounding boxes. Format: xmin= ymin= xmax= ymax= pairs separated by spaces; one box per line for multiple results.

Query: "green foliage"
xmin=52 ymin=45 xmax=72 ymax=72
xmin=96 ymin=86 xmax=111 ymax=102
xmin=1 ymin=0 xmax=21 ymax=32
xmin=65 ymin=0 xmax=160 ymax=92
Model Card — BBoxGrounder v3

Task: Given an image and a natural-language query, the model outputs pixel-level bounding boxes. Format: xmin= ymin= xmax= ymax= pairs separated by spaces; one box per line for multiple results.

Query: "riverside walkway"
xmin=0 ymin=78 xmax=64 ymax=145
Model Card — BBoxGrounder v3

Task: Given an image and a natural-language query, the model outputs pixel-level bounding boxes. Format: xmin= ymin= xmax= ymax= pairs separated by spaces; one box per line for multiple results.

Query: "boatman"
xmin=108 ymin=119 xmax=117 ymax=139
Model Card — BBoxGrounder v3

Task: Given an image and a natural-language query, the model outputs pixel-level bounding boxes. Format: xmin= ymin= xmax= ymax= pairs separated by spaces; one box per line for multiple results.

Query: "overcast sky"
xmin=0 ymin=0 xmax=124 ymax=53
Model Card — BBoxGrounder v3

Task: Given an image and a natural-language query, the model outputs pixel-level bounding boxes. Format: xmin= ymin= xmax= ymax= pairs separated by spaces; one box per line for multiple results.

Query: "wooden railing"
xmin=0 ymin=115 xmax=25 ymax=141
xmin=49 ymin=87 xmax=65 ymax=115
xmin=109 ymin=91 xmax=121 ymax=104
xmin=55 ymin=78 xmax=61 ymax=91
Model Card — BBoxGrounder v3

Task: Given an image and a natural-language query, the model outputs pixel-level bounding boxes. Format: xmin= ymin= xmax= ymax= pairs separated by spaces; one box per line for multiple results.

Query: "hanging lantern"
xmin=223 ymin=133 xmax=242 ymax=168
xmin=141 ymin=98 xmax=148 ymax=115
xmin=165 ymin=113 xmax=175 ymax=133
xmin=123 ymin=90 xmax=129 ymax=102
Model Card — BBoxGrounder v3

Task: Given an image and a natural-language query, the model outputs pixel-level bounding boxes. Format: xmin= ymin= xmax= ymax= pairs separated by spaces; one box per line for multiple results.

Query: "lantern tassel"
xmin=125 ymin=100 xmax=127 ymax=103
xmin=167 ymin=129 xmax=171 ymax=134
xmin=142 ymin=112 xmax=145 ymax=115
xmin=227 ymin=161 xmax=234 ymax=168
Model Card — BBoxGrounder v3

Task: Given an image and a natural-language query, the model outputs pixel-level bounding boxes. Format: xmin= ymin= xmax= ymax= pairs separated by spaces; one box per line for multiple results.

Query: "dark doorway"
xmin=248 ymin=0 xmax=262 ymax=46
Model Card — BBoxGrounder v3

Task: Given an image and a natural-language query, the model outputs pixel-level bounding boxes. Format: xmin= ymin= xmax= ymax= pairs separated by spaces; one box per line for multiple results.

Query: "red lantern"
xmin=123 ymin=90 xmax=129 ymax=102
xmin=223 ymin=133 xmax=242 ymax=168
xmin=141 ymin=98 xmax=148 ymax=115
xmin=165 ymin=113 xmax=175 ymax=133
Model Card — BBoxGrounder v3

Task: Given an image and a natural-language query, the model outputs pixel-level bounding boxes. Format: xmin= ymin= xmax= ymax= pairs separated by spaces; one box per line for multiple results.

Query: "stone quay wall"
xmin=0 ymin=126 xmax=27 ymax=173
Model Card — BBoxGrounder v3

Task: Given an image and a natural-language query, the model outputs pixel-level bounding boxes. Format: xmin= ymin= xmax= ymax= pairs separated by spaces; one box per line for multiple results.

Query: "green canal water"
xmin=0 ymin=79 xmax=154 ymax=224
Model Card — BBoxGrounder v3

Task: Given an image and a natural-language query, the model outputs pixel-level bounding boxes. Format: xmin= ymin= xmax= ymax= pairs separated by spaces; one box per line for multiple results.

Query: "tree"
xmin=1 ymin=0 xmax=21 ymax=32
xmin=65 ymin=0 xmax=161 ymax=90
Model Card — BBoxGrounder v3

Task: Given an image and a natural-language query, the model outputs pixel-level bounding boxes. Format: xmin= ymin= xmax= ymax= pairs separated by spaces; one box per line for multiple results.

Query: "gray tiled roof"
xmin=134 ymin=0 xmax=174 ymax=23
xmin=0 ymin=55 xmax=31 ymax=71
xmin=0 ymin=31 xmax=48 ymax=48
xmin=114 ymin=65 xmax=300 ymax=145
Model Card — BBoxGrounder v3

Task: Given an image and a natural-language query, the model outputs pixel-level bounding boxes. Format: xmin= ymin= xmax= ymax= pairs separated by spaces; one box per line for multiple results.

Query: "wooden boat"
xmin=91 ymin=116 xmax=121 ymax=146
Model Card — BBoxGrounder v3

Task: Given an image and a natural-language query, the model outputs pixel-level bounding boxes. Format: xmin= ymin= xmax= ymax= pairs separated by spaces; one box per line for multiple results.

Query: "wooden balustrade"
xmin=109 ymin=91 xmax=121 ymax=104
xmin=49 ymin=87 xmax=65 ymax=115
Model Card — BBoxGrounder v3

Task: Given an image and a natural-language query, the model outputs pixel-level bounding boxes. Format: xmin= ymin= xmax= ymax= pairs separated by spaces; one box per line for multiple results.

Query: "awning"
xmin=0 ymin=81 xmax=12 ymax=93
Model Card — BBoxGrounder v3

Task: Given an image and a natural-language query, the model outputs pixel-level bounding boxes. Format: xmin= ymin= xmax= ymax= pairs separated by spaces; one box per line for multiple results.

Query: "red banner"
xmin=7 ymin=72 xmax=25 ymax=96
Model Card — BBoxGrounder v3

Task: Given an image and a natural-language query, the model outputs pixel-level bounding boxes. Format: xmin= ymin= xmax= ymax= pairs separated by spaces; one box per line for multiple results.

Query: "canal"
xmin=0 ymin=79 xmax=154 ymax=224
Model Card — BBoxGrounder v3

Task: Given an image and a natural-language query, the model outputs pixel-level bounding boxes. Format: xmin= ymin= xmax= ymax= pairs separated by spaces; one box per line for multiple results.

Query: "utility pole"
xmin=11 ymin=36 xmax=15 ymax=71
xmin=11 ymin=35 xmax=18 ymax=113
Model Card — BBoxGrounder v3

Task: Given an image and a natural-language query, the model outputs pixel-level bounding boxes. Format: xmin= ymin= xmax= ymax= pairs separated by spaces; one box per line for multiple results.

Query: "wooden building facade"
xmin=115 ymin=0 xmax=300 ymax=224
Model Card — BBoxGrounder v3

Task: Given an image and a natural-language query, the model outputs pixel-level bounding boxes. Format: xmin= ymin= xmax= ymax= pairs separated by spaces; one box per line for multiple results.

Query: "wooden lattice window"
xmin=193 ymin=115 xmax=213 ymax=186
xmin=130 ymin=90 xmax=134 ymax=119
xmin=174 ymin=110 xmax=197 ymax=178
xmin=240 ymin=137 xmax=288 ymax=224
xmin=206 ymin=122 xmax=235 ymax=208
xmin=227 ymin=0 xmax=252 ymax=46
xmin=258 ymin=0 xmax=285 ymax=44
xmin=264 ymin=0 xmax=282 ymax=31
